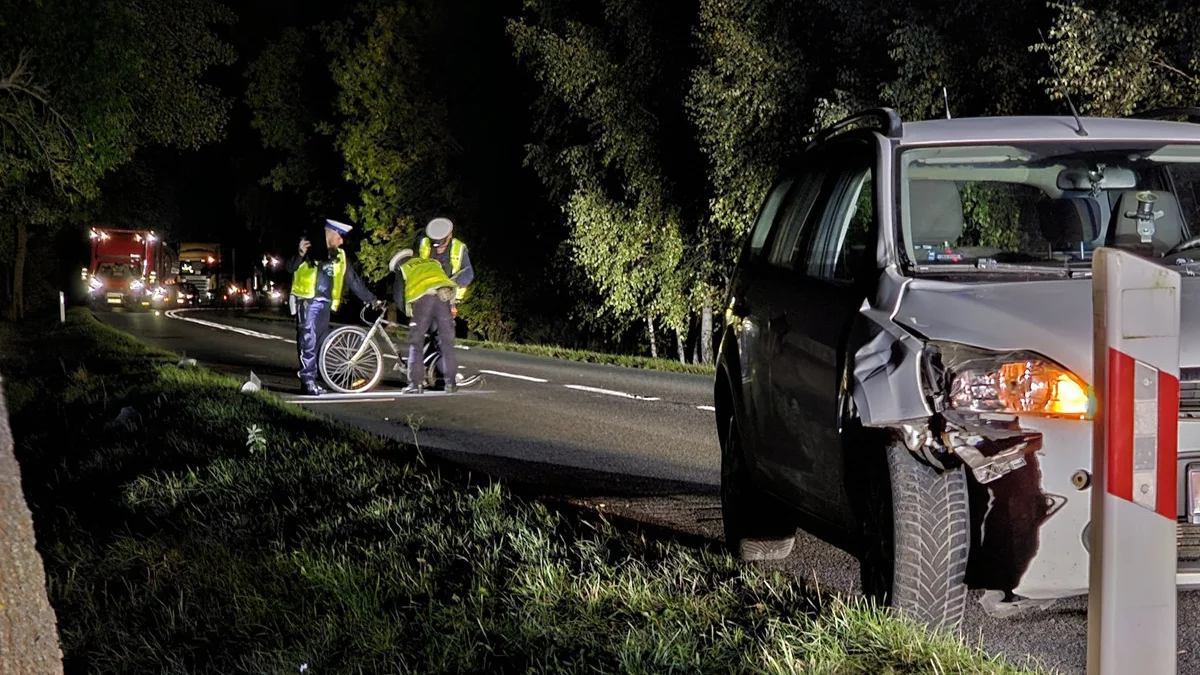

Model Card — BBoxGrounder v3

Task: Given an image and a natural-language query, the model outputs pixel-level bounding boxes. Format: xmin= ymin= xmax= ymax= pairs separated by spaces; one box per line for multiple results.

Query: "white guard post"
xmin=1089 ymin=247 xmax=1180 ymax=675
xmin=59 ymin=291 xmax=66 ymax=323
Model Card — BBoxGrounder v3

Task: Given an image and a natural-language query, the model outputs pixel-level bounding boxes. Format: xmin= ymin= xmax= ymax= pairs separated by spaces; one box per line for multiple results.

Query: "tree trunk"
xmin=11 ymin=220 xmax=27 ymax=320
xmin=646 ymin=314 xmax=658 ymax=359
xmin=0 ymin=377 xmax=64 ymax=674
xmin=701 ymin=304 xmax=714 ymax=365
xmin=676 ymin=329 xmax=686 ymax=365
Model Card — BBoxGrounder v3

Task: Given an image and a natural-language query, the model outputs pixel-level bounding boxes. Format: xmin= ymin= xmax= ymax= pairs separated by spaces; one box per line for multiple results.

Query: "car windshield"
xmin=97 ymin=263 xmax=136 ymax=277
xmin=898 ymin=142 xmax=1200 ymax=275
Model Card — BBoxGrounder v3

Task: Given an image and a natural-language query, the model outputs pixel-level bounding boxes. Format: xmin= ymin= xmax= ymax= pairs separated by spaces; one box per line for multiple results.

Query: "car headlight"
xmin=927 ymin=342 xmax=1092 ymax=419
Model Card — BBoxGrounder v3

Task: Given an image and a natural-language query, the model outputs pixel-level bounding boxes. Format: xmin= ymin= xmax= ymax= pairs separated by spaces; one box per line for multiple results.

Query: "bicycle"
xmin=318 ymin=304 xmax=446 ymax=393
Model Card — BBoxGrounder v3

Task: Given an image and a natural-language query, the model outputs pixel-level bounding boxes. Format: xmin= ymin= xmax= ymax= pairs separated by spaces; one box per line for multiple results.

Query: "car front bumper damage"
xmin=856 ymin=329 xmax=1200 ymax=617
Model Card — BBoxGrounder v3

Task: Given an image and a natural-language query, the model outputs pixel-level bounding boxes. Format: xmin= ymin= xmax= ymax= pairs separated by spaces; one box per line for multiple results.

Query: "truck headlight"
xmin=926 ymin=342 xmax=1092 ymax=419
xmin=130 ymin=279 xmax=145 ymax=291
xmin=89 ymin=276 xmax=103 ymax=290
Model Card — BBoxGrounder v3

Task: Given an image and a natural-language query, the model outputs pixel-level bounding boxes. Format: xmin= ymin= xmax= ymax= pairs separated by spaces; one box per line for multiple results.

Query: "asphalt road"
xmin=95 ymin=306 xmax=1200 ymax=674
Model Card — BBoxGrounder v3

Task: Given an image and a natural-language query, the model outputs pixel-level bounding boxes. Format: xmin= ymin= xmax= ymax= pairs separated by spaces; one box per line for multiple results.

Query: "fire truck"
xmin=86 ymin=227 xmax=175 ymax=310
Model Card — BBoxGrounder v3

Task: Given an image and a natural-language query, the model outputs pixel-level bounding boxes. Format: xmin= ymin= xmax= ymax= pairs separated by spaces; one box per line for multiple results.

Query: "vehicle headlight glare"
xmin=949 ymin=359 xmax=1091 ymax=418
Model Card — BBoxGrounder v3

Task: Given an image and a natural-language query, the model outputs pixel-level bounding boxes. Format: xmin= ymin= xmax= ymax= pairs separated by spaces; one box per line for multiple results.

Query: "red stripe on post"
xmin=1158 ymin=371 xmax=1180 ymax=520
xmin=1107 ymin=347 xmax=1135 ymax=501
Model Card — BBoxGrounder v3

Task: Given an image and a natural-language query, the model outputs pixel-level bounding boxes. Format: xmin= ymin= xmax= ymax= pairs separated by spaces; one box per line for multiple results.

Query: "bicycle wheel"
xmin=423 ymin=338 xmax=442 ymax=387
xmin=319 ymin=326 xmax=384 ymax=393
xmin=426 ymin=358 xmax=441 ymax=388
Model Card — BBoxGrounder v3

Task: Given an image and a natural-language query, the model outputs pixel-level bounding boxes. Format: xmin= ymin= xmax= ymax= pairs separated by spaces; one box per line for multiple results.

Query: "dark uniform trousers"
xmin=408 ymin=294 xmax=457 ymax=386
xmin=295 ymin=297 xmax=332 ymax=385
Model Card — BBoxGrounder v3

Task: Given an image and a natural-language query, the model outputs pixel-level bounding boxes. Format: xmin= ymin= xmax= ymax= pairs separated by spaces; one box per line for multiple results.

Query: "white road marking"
xmin=165 ymin=309 xmax=295 ymax=343
xmin=165 ymin=310 xmax=687 ymax=408
xmin=563 ymin=384 xmax=660 ymax=401
xmin=293 ymin=397 xmax=397 ymax=404
xmin=479 ymin=369 xmax=549 ymax=383
xmin=696 ymin=405 xmax=715 ymax=412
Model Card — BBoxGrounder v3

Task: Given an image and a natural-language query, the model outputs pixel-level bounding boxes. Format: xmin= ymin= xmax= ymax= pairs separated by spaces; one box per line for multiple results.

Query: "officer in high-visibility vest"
xmin=418 ymin=217 xmax=473 ymax=313
xmin=389 ymin=247 xmax=460 ymax=394
xmin=287 ymin=219 xmax=383 ymax=396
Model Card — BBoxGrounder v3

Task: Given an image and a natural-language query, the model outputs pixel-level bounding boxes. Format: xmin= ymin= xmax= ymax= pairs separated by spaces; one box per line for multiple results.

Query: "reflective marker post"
xmin=1089 ymin=247 xmax=1180 ymax=675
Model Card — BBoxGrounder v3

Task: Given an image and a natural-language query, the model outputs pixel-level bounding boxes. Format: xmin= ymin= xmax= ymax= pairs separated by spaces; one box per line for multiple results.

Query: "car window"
xmin=749 ymin=177 xmax=795 ymax=257
xmin=767 ymin=170 xmax=827 ymax=269
xmin=804 ymin=165 xmax=874 ymax=281
xmin=1168 ymin=164 xmax=1200 ymax=237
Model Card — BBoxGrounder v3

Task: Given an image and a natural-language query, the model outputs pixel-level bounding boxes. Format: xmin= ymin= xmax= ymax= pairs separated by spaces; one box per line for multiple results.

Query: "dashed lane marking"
xmin=696 ymin=405 xmax=715 ymax=412
xmin=563 ymin=384 xmax=660 ymax=401
xmin=478 ymin=370 xmax=549 ymax=383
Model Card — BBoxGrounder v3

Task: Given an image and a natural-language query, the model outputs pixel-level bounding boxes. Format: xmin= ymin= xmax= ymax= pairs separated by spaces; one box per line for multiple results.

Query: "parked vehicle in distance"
xmin=714 ymin=106 xmax=1200 ymax=631
xmin=178 ymin=242 xmax=222 ymax=305
xmin=87 ymin=228 xmax=169 ymax=311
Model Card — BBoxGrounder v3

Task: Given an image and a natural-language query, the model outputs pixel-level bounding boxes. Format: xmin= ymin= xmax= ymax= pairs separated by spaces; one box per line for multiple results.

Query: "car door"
xmin=744 ymin=160 xmax=834 ymax=504
xmin=762 ymin=135 xmax=880 ymax=529
xmin=729 ymin=173 xmax=796 ymax=464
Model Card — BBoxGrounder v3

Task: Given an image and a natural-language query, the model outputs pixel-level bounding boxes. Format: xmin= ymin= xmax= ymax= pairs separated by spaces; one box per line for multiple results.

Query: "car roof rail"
xmin=1129 ymin=107 xmax=1200 ymax=123
xmin=806 ymin=107 xmax=903 ymax=151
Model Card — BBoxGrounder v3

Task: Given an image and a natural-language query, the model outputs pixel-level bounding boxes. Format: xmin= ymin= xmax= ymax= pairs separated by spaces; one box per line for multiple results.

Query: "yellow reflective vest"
xmin=419 ymin=236 xmax=468 ymax=300
xmin=291 ymin=248 xmax=347 ymax=311
xmin=399 ymin=256 xmax=457 ymax=313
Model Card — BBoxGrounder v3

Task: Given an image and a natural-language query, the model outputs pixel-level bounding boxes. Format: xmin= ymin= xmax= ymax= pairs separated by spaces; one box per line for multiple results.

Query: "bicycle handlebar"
xmin=359 ymin=302 xmax=394 ymax=327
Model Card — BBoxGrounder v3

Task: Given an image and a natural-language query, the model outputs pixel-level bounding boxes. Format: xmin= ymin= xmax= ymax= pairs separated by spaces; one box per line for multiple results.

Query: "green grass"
xmin=237 ymin=309 xmax=716 ymax=375
xmin=1 ymin=309 xmax=1051 ymax=674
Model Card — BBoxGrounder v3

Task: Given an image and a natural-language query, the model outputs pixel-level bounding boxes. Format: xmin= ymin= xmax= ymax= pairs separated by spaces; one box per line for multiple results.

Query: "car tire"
xmin=720 ymin=412 xmax=797 ymax=562
xmin=860 ymin=441 xmax=970 ymax=632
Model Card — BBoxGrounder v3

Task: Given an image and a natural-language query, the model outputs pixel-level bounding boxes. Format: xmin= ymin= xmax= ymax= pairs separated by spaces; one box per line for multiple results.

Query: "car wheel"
xmin=860 ymin=441 xmax=970 ymax=632
xmin=720 ymin=412 xmax=797 ymax=561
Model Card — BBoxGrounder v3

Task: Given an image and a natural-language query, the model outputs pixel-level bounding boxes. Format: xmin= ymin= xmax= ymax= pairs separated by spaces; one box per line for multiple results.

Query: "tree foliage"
xmin=245 ymin=28 xmax=321 ymax=197
xmin=322 ymin=0 xmax=463 ymax=284
xmin=0 ymin=0 xmax=236 ymax=318
xmin=1031 ymin=1 xmax=1200 ymax=117
xmin=687 ymin=0 xmax=808 ymax=243
xmin=508 ymin=0 xmax=703 ymax=340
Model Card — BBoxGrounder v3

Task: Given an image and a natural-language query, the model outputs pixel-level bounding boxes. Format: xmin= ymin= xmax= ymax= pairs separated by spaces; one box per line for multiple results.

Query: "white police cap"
xmin=425 ymin=217 xmax=453 ymax=241
xmin=325 ymin=219 xmax=353 ymax=236
xmin=389 ymin=248 xmax=414 ymax=272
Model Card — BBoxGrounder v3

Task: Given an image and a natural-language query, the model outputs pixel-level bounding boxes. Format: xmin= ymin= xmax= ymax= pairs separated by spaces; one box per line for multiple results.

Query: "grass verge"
xmin=2 ymin=309 xmax=1049 ymax=674
xmin=235 ymin=308 xmax=716 ymax=376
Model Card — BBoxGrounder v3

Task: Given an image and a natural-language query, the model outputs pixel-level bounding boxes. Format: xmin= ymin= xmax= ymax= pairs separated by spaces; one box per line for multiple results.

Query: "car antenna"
xmin=1038 ymin=29 xmax=1088 ymax=137
xmin=942 ymin=86 xmax=952 ymax=119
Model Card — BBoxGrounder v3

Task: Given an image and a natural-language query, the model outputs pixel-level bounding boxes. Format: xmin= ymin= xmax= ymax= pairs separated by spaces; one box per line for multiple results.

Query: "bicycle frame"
xmin=347 ymin=306 xmax=403 ymax=364
xmin=344 ymin=306 xmax=441 ymax=373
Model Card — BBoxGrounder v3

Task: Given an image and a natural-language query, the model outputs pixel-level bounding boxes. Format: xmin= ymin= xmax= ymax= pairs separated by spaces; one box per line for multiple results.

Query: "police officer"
xmin=288 ymin=219 xmax=383 ymax=396
xmin=389 ymin=248 xmax=459 ymax=394
xmin=418 ymin=217 xmax=473 ymax=312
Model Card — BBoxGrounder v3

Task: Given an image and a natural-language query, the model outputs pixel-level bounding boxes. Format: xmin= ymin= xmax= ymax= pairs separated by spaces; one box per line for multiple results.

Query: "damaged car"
xmin=714 ymin=107 xmax=1200 ymax=630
